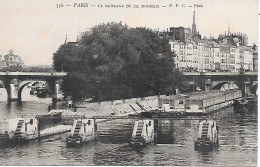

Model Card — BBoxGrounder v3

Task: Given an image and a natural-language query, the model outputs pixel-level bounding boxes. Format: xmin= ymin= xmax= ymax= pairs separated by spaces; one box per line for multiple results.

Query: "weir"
xmin=0 ymin=112 xmax=223 ymax=153
xmin=0 ymin=87 xmax=256 ymax=149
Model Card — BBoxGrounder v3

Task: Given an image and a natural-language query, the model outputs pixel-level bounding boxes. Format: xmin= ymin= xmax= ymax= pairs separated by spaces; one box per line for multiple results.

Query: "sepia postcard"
xmin=0 ymin=0 xmax=258 ymax=166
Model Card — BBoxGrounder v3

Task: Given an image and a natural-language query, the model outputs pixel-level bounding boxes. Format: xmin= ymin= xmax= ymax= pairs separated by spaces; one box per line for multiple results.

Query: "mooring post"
xmin=153 ymin=119 xmax=158 ymax=144
xmin=94 ymin=119 xmax=97 ymax=132
xmin=94 ymin=119 xmax=98 ymax=142
xmin=37 ymin=117 xmax=41 ymax=141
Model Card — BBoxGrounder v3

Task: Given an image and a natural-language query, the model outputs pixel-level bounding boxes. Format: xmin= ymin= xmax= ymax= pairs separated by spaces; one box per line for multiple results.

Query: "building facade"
xmin=169 ymin=11 xmax=256 ymax=72
xmin=0 ymin=50 xmax=24 ymax=69
xmin=253 ymin=45 xmax=258 ymax=71
xmin=4 ymin=49 xmax=24 ymax=67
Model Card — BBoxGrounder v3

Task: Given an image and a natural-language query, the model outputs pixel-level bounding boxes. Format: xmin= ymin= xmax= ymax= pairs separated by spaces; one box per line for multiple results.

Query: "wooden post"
xmin=37 ymin=117 xmax=41 ymax=141
xmin=94 ymin=119 xmax=97 ymax=132
xmin=94 ymin=119 xmax=98 ymax=142
xmin=153 ymin=119 xmax=158 ymax=145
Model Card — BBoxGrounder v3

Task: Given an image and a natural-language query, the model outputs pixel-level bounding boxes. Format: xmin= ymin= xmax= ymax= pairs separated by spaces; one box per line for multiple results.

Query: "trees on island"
xmin=53 ymin=23 xmax=187 ymax=102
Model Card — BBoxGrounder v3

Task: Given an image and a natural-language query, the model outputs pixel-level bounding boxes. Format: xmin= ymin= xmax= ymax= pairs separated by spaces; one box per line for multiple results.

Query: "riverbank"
xmin=72 ymin=95 xmax=160 ymax=117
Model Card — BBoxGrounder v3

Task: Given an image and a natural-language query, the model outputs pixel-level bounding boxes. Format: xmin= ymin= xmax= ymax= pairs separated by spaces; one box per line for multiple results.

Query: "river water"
xmin=0 ymin=88 xmax=258 ymax=166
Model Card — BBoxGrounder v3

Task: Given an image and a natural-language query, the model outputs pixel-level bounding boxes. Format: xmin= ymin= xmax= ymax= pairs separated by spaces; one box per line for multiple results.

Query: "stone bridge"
xmin=0 ymin=72 xmax=67 ymax=101
xmin=183 ymin=72 xmax=258 ymax=97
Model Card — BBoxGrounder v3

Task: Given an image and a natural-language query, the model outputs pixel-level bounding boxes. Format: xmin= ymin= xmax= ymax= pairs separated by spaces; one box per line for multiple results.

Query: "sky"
xmin=0 ymin=0 xmax=258 ymax=65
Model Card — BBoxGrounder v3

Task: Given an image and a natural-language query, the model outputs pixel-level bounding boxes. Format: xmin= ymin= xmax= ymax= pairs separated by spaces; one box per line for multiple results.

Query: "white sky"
xmin=0 ymin=0 xmax=258 ymax=65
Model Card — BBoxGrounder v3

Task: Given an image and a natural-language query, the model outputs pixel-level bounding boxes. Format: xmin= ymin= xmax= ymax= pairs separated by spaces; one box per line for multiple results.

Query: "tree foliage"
xmin=53 ymin=23 xmax=186 ymax=102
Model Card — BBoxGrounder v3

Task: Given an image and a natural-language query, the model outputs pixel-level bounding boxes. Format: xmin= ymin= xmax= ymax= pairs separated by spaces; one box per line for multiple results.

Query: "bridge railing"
xmin=0 ymin=71 xmax=67 ymax=76
xmin=183 ymin=71 xmax=258 ymax=76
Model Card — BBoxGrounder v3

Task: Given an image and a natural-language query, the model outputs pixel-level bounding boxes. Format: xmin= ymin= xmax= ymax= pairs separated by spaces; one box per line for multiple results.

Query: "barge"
xmin=157 ymin=95 xmax=187 ymax=113
xmin=143 ymin=89 xmax=242 ymax=117
xmin=185 ymin=90 xmax=241 ymax=115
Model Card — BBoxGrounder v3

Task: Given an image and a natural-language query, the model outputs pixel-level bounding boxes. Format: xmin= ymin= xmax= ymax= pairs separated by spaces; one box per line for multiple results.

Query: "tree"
xmin=53 ymin=43 xmax=81 ymax=72
xmin=53 ymin=22 xmax=184 ymax=102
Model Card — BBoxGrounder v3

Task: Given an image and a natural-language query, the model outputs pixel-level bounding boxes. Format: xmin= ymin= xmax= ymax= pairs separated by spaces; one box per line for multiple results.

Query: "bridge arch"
xmin=18 ymin=81 xmax=33 ymax=100
xmin=0 ymin=80 xmax=8 ymax=101
xmin=212 ymin=81 xmax=239 ymax=91
xmin=18 ymin=80 xmax=47 ymax=101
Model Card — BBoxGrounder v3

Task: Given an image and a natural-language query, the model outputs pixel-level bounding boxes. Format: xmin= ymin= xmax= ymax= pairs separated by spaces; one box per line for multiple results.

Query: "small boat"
xmin=233 ymin=98 xmax=248 ymax=114
xmin=246 ymin=95 xmax=258 ymax=111
xmin=239 ymin=98 xmax=248 ymax=106
xmin=194 ymin=120 xmax=219 ymax=152
xmin=37 ymin=88 xmax=48 ymax=98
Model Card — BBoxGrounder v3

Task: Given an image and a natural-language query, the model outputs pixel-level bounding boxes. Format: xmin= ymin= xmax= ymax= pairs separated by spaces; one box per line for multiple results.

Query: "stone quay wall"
xmin=73 ymin=95 xmax=162 ymax=117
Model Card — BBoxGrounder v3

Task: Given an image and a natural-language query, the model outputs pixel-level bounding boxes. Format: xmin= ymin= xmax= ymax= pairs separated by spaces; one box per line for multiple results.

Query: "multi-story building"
xmin=169 ymin=27 xmax=192 ymax=43
xmin=240 ymin=47 xmax=253 ymax=71
xmin=169 ymin=11 xmax=201 ymax=43
xmin=253 ymin=45 xmax=258 ymax=71
xmin=169 ymin=11 xmax=255 ymax=72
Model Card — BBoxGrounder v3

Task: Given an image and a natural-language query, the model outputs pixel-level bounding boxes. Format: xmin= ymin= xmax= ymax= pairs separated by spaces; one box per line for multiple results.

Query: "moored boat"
xmin=185 ymin=90 xmax=241 ymax=115
xmin=157 ymin=95 xmax=187 ymax=113
xmin=233 ymin=95 xmax=258 ymax=114
xmin=143 ymin=89 xmax=242 ymax=117
xmin=246 ymin=95 xmax=258 ymax=111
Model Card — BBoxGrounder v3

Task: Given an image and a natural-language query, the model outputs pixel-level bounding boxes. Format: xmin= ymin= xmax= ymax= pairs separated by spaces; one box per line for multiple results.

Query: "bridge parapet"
xmin=0 ymin=72 xmax=67 ymax=77
xmin=183 ymin=71 xmax=258 ymax=76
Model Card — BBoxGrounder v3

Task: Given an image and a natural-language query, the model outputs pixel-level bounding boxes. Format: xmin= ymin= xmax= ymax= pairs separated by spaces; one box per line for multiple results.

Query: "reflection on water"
xmin=0 ymin=87 xmax=52 ymax=119
xmin=0 ymin=92 xmax=257 ymax=166
xmin=157 ymin=119 xmax=175 ymax=144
